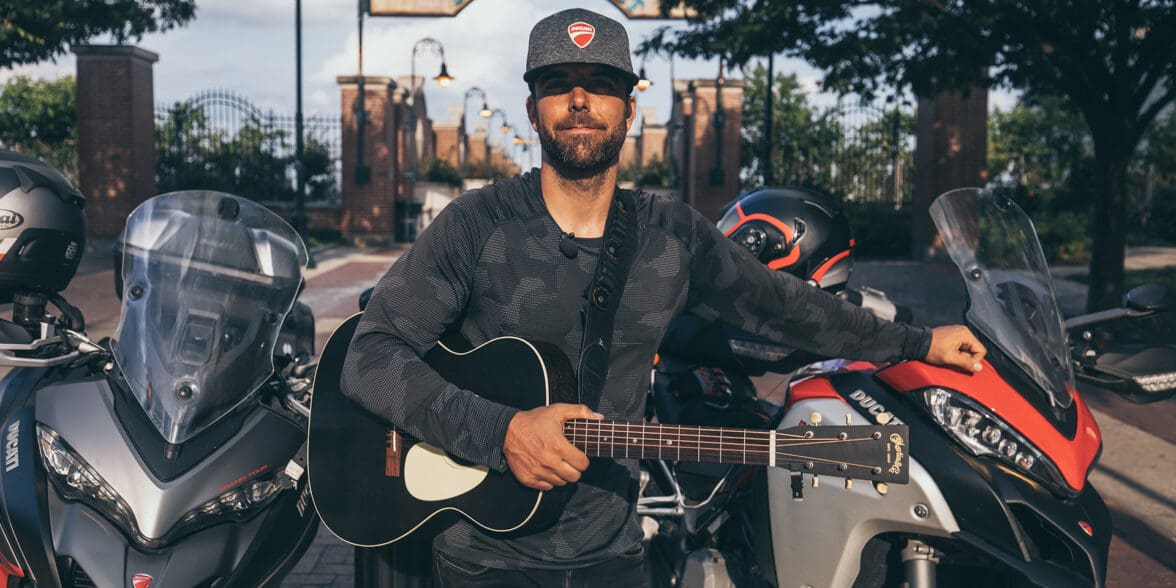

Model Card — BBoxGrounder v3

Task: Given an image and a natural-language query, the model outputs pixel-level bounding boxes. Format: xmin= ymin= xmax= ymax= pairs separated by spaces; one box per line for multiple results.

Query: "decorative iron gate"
xmin=778 ymin=101 xmax=914 ymax=206
xmin=154 ymin=89 xmax=341 ymax=203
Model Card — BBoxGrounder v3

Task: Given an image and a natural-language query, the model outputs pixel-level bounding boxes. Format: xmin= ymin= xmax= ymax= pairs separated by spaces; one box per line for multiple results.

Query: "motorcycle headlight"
xmin=1134 ymin=370 xmax=1176 ymax=393
xmin=918 ymin=388 xmax=1075 ymax=497
xmin=37 ymin=424 xmax=288 ymax=548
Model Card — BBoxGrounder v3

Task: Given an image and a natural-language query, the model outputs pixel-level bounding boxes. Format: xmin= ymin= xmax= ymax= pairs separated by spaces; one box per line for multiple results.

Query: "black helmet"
xmin=0 ymin=150 xmax=86 ymax=303
xmin=716 ymin=186 xmax=854 ymax=292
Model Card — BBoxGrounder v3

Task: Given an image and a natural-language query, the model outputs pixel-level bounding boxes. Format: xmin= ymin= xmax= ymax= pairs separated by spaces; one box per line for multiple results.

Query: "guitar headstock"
xmin=774 ymin=424 xmax=909 ymax=484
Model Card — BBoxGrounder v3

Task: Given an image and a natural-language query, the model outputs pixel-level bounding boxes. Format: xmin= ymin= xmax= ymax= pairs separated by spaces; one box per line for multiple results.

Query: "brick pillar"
xmin=338 ymin=75 xmax=399 ymax=239
xmin=433 ymin=121 xmax=460 ymax=170
xmin=912 ymin=89 xmax=988 ymax=259
xmin=640 ymin=107 xmax=667 ymax=167
xmin=681 ymin=78 xmax=743 ymax=222
xmin=73 ymin=45 xmax=158 ymax=238
xmin=467 ymin=130 xmax=487 ymax=168
xmin=619 ymin=136 xmax=639 ymax=172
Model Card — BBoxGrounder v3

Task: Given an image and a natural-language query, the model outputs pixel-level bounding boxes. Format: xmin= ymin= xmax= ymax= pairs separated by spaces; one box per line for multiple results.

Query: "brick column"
xmin=433 ymin=121 xmax=460 ymax=170
xmin=338 ymin=75 xmax=399 ymax=239
xmin=639 ymin=107 xmax=667 ymax=167
xmin=681 ymin=78 xmax=743 ymax=222
xmin=73 ymin=45 xmax=158 ymax=238
xmin=912 ymin=89 xmax=988 ymax=259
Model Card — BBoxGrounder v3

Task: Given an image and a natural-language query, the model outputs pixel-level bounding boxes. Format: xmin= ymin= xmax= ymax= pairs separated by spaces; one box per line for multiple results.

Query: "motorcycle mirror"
xmin=359 ymin=286 xmax=374 ymax=311
xmin=1124 ymin=283 xmax=1169 ymax=313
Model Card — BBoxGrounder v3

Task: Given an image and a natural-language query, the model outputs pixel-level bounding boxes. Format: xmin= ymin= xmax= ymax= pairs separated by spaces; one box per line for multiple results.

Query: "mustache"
xmin=554 ymin=113 xmax=607 ymax=130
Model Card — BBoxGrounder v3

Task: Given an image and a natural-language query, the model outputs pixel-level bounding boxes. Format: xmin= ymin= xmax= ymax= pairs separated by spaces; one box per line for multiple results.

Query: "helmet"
xmin=0 ymin=150 xmax=86 ymax=303
xmin=716 ymin=186 xmax=854 ymax=292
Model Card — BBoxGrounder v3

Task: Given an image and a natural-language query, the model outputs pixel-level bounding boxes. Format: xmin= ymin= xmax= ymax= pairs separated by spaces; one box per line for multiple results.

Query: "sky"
xmin=2 ymin=0 xmax=1018 ymax=167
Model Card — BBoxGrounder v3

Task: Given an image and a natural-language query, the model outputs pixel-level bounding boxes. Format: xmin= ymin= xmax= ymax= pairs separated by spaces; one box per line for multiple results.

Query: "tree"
xmin=642 ymin=0 xmax=1176 ymax=310
xmin=0 ymin=75 xmax=78 ymax=181
xmin=2 ymin=0 xmax=196 ymax=68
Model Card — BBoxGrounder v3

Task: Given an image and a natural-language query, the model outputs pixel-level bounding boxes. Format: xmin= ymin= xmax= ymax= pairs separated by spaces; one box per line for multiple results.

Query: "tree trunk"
xmin=1085 ymin=151 xmax=1131 ymax=312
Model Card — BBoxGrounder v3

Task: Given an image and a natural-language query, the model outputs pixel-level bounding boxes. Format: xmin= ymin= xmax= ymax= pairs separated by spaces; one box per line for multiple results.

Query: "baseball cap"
xmin=523 ymin=8 xmax=639 ymax=88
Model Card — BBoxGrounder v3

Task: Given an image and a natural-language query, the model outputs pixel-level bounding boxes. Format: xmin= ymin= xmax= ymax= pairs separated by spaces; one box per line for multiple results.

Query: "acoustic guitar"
xmin=307 ymin=313 xmax=909 ymax=547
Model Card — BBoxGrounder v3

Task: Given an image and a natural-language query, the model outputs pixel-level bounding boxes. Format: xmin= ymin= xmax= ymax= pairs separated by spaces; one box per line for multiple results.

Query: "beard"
xmin=536 ymin=111 xmax=628 ymax=175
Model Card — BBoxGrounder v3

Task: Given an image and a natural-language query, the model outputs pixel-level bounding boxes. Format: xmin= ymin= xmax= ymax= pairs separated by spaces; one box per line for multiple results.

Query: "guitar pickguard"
xmin=403 ymin=443 xmax=489 ymax=502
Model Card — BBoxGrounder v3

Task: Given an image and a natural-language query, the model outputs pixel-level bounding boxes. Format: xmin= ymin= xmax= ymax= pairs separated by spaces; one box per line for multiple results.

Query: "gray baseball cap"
xmin=523 ymin=8 xmax=639 ymax=87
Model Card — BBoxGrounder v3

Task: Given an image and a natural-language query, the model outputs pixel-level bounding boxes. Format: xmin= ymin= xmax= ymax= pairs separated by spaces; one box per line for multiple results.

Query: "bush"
xmin=1032 ymin=210 xmax=1091 ymax=264
xmin=423 ymin=159 xmax=462 ymax=188
xmin=842 ymin=203 xmax=912 ymax=259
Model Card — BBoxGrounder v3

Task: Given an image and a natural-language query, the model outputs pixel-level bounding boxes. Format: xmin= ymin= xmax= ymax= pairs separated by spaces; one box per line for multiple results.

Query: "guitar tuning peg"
xmin=845 ymin=478 xmax=853 ymax=490
xmin=809 ymin=411 xmax=823 ymax=425
xmin=874 ymin=481 xmax=889 ymax=495
xmin=812 ymin=475 xmax=820 ymax=488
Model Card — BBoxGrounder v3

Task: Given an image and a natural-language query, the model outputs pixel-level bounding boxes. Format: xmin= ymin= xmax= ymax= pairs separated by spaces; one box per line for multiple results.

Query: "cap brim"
xmin=523 ymin=63 xmax=639 ymax=88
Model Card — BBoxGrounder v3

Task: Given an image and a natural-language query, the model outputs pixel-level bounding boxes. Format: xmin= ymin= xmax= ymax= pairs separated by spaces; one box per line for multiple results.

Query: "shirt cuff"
xmin=902 ymin=324 xmax=933 ymax=361
xmin=486 ymin=404 xmax=520 ymax=473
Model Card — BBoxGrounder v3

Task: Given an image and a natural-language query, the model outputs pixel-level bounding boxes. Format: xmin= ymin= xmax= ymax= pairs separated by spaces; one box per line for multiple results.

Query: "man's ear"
xmin=624 ymin=94 xmax=637 ymax=131
xmin=526 ymin=95 xmax=537 ymax=130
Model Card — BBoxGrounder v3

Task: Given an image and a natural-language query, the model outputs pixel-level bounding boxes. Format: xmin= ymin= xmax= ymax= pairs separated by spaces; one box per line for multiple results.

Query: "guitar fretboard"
xmin=562 ymin=419 xmax=888 ymax=474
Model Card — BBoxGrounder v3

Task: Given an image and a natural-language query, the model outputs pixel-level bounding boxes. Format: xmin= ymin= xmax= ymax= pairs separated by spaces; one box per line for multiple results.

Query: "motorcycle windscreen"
xmin=929 ymin=188 xmax=1074 ymax=408
xmin=112 ymin=191 xmax=309 ymax=444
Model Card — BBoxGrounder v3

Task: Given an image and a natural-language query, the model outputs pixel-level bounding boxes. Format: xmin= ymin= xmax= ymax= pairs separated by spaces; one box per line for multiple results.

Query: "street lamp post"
xmin=484 ymin=108 xmax=508 ymax=175
xmin=710 ymin=58 xmax=726 ymax=187
xmin=461 ymin=86 xmax=492 ymax=178
xmin=407 ymin=37 xmax=453 ymax=182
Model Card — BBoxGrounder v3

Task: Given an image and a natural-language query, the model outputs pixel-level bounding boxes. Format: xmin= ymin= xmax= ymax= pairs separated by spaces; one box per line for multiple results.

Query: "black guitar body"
xmin=308 ymin=314 xmax=578 ymax=547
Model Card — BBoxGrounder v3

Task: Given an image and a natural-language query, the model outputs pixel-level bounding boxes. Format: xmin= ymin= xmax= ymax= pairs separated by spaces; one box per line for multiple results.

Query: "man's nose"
xmin=569 ymin=86 xmax=589 ymax=110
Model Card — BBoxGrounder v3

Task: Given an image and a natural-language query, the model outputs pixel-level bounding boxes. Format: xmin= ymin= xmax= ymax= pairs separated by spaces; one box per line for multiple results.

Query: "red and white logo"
xmin=132 ymin=574 xmax=154 ymax=588
xmin=567 ymin=22 xmax=595 ymax=48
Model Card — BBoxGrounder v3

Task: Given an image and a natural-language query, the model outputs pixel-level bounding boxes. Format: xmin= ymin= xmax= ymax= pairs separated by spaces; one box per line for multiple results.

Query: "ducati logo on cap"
xmin=132 ymin=574 xmax=154 ymax=588
xmin=568 ymin=22 xmax=595 ymax=48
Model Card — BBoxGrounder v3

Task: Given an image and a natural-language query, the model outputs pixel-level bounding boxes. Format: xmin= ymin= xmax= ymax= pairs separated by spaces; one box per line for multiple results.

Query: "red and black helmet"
xmin=0 ymin=150 xmax=86 ymax=303
xmin=716 ymin=186 xmax=854 ymax=292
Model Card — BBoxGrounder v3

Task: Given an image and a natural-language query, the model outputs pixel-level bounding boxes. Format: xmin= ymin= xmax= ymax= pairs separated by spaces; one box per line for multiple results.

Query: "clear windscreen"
xmin=112 ymin=191 xmax=309 ymax=443
xmin=929 ymin=188 xmax=1073 ymax=408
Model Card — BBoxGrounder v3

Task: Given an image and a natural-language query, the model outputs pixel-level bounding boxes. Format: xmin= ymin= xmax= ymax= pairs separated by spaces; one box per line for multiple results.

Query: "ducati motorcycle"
xmin=641 ymin=187 xmax=1174 ymax=587
xmin=0 ymin=191 xmax=320 ymax=587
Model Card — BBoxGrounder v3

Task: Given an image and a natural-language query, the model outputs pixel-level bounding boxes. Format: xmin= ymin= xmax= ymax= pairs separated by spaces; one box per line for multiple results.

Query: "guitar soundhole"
xmin=386 ymin=429 xmax=402 ymax=477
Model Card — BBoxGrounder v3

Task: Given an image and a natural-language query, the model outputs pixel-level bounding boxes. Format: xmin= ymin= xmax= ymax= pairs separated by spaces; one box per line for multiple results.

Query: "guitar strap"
xmin=577 ymin=188 xmax=639 ymax=411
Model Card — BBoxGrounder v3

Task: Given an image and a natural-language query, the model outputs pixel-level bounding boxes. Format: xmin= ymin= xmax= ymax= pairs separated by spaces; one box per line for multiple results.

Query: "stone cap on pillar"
xmin=337 ymin=75 xmax=396 ymax=88
xmin=72 ymin=44 xmax=159 ymax=63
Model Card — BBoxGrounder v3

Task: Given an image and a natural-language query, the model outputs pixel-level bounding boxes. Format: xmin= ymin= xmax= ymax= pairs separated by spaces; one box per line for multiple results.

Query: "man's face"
xmin=527 ymin=64 xmax=636 ymax=174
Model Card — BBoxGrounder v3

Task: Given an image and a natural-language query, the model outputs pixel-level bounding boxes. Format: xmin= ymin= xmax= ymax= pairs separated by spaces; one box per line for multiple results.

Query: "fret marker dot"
xmin=631 ymin=438 xmax=638 ymax=443
xmin=666 ymin=440 xmax=672 ymax=445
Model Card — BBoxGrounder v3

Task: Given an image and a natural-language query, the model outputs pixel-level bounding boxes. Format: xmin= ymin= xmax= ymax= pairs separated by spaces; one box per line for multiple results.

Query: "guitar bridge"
xmin=385 ymin=429 xmax=402 ymax=477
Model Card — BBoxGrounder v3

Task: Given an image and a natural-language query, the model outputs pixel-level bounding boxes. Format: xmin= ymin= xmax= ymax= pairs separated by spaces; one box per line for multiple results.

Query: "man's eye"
xmin=588 ymin=80 xmax=621 ymax=94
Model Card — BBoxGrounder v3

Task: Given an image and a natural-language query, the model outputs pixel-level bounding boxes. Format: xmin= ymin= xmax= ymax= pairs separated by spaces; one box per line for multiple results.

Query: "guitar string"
xmin=563 ymin=420 xmax=876 ymax=440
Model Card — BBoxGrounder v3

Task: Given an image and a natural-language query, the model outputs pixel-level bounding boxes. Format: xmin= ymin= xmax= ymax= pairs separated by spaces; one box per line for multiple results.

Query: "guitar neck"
xmin=564 ymin=420 xmax=775 ymax=465
xmin=562 ymin=419 xmax=909 ymax=483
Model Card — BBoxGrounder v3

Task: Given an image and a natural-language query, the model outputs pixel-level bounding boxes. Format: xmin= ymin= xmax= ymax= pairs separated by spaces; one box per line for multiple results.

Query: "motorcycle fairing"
xmin=0 ymin=368 xmax=62 ymax=586
xmin=817 ymin=369 xmax=1109 ymax=586
xmin=875 ymin=359 xmax=1101 ymax=493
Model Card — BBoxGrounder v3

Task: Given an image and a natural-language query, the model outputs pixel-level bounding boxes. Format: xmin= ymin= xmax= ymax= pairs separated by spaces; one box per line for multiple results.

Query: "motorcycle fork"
xmin=901 ymin=538 xmax=942 ymax=588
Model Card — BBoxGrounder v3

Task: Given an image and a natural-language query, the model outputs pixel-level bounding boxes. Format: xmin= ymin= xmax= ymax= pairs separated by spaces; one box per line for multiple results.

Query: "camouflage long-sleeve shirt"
xmin=341 ymin=169 xmax=931 ymax=569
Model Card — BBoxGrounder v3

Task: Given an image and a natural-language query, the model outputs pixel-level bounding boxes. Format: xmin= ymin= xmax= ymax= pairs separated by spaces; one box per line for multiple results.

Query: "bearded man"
xmin=341 ymin=8 xmax=986 ymax=587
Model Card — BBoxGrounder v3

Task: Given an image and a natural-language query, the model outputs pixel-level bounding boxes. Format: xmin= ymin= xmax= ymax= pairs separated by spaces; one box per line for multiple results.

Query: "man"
xmin=342 ymin=7 xmax=986 ymax=586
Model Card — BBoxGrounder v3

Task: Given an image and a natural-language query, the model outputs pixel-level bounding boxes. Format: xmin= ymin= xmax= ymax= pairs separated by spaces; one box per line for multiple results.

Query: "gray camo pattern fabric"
xmin=341 ymin=169 xmax=931 ymax=569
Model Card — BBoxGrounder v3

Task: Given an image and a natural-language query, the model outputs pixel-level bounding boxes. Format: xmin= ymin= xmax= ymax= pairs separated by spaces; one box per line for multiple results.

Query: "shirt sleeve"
xmin=340 ymin=200 xmax=518 ymax=472
xmin=683 ymin=207 xmax=932 ymax=363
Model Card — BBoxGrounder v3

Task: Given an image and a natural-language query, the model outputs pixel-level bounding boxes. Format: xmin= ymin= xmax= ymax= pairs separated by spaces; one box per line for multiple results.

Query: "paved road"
xmin=31 ymin=243 xmax=1176 ymax=587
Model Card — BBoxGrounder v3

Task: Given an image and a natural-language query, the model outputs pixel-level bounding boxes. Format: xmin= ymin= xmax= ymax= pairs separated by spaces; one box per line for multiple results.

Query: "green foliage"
xmin=423 ymin=158 xmax=463 ymax=187
xmin=842 ymin=203 xmax=912 ymax=259
xmin=620 ymin=156 xmax=673 ymax=188
xmin=643 ymin=0 xmax=1176 ymax=308
xmin=0 ymin=75 xmax=77 ymax=182
xmin=466 ymin=159 xmax=513 ymax=181
xmin=2 ymin=0 xmax=196 ymax=68
xmin=155 ymin=102 xmax=337 ymax=203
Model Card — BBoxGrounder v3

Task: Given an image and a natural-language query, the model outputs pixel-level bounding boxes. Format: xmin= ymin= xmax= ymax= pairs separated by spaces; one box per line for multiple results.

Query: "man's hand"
xmin=925 ymin=325 xmax=988 ymax=373
xmin=503 ymin=403 xmax=603 ymax=491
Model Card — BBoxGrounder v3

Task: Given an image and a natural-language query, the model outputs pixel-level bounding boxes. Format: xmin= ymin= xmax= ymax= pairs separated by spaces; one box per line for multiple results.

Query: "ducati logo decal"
xmin=888 ymin=433 xmax=906 ymax=475
xmin=567 ymin=22 xmax=595 ymax=48
xmin=4 ymin=420 xmax=19 ymax=473
xmin=132 ymin=573 xmax=153 ymax=588
xmin=0 ymin=210 xmax=23 ymax=230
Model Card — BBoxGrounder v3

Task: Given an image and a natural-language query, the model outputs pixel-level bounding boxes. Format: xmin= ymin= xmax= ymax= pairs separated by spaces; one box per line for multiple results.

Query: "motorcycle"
xmin=0 ymin=191 xmax=320 ymax=587
xmin=640 ymin=187 xmax=1174 ymax=587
